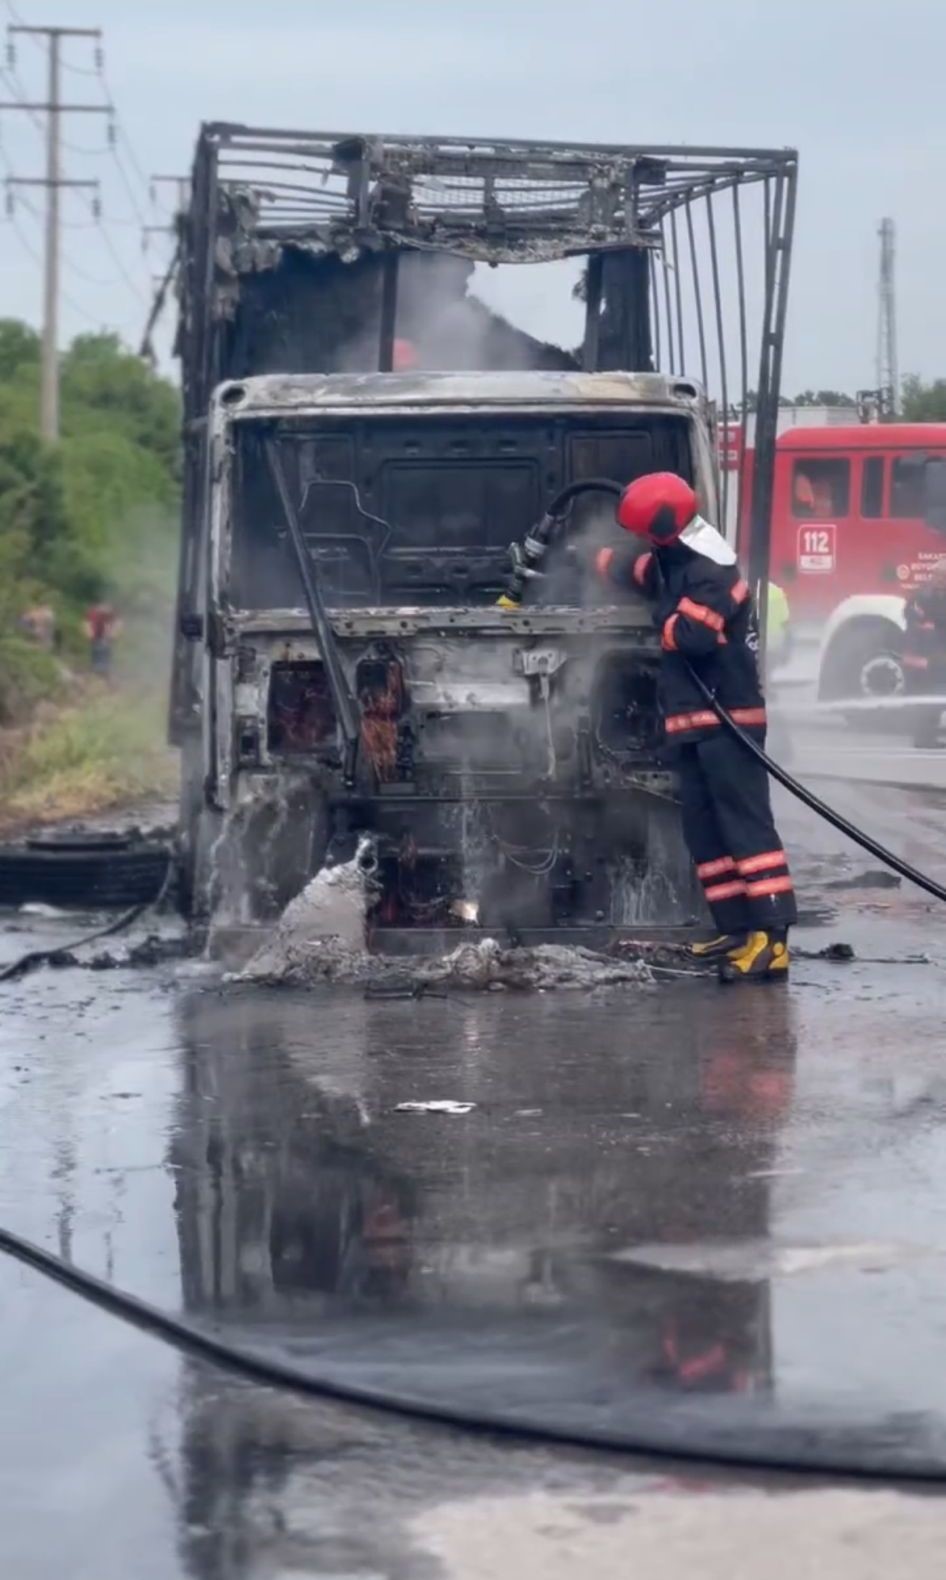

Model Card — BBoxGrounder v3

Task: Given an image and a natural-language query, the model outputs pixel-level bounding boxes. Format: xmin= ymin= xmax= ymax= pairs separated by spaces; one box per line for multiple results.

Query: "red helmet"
xmin=616 ymin=472 xmax=697 ymax=544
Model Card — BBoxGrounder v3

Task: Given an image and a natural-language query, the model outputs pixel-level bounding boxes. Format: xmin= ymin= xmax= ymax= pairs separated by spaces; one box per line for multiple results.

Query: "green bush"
xmin=0 ymin=634 xmax=62 ymax=726
xmin=0 ymin=317 xmax=181 ymax=628
xmin=0 ymin=689 xmax=177 ymax=825
xmin=0 ymin=317 xmax=181 ymax=820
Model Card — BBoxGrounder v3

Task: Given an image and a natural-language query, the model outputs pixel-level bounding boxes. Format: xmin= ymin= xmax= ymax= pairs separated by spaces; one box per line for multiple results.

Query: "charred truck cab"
xmin=172 ymin=128 xmax=797 ymax=945
xmin=201 ymin=371 xmax=713 ymax=936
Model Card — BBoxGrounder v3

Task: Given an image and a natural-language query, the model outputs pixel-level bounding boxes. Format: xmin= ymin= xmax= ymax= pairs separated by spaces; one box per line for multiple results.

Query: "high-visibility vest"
xmin=767 ymin=582 xmax=790 ymax=645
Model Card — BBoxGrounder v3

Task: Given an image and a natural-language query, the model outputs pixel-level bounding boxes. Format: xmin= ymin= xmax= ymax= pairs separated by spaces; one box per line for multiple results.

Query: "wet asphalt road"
xmin=780 ymin=709 xmax=946 ymax=791
xmin=4 ymin=771 xmax=946 ymax=1575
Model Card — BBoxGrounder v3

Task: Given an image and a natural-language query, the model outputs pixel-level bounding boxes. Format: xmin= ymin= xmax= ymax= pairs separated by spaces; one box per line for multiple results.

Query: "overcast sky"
xmin=0 ymin=0 xmax=942 ymax=395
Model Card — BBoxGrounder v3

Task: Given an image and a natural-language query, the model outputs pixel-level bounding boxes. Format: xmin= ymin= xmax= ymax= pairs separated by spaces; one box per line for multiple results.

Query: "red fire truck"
xmin=734 ymin=423 xmax=946 ymax=698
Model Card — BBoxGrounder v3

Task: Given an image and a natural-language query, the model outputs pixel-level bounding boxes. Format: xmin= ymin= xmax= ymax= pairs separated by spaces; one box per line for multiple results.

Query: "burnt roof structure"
xmin=177 ymin=123 xmax=797 ymax=602
xmin=201 ymin=125 xmax=792 ymax=263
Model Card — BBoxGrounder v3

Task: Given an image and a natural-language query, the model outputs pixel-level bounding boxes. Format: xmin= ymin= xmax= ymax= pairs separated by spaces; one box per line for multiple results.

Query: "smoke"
xmin=331 ymin=252 xmax=577 ymax=375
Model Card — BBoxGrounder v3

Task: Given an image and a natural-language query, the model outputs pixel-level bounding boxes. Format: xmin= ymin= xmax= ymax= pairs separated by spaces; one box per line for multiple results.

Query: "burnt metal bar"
xmin=659 ymin=219 xmax=676 ymax=374
xmin=684 ymin=199 xmax=709 ymax=394
xmin=582 ymin=251 xmax=604 ymax=371
xmin=207 ymin=121 xmax=800 ymax=163
xmin=670 ymin=207 xmax=686 ymax=376
xmin=264 ymin=437 xmax=361 ymax=784
xmin=648 ymin=249 xmax=662 ymax=373
xmin=705 ymin=190 xmax=729 ymax=533
xmin=731 ymin=181 xmax=750 ymax=546
xmin=378 ymin=251 xmax=399 ymax=372
xmin=748 ymin=165 xmax=797 ymax=645
xmin=763 ymin=177 xmax=774 ymax=304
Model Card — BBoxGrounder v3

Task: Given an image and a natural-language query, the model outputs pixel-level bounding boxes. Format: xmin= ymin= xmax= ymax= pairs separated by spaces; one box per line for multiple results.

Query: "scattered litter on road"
xmin=824 ymin=869 xmax=902 ymax=891
xmin=395 ymin=1100 xmax=476 ymax=1116
xmin=793 ymin=941 xmax=930 ymax=966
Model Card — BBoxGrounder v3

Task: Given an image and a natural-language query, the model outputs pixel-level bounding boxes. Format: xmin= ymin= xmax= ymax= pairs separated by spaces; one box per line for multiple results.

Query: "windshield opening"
xmin=227 ymin=411 xmax=693 ymax=609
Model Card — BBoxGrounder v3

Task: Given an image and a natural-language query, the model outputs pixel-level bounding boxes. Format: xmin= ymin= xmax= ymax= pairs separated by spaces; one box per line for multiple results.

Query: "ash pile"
xmin=237 ymin=842 xmax=652 ymax=992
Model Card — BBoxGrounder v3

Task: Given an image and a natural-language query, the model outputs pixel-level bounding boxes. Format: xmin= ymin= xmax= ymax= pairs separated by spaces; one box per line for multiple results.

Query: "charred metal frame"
xmin=172 ymin=126 xmax=797 ymax=737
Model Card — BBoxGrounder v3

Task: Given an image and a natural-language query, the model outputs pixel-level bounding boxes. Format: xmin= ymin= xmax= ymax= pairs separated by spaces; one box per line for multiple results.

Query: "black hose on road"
xmin=686 ymin=665 xmax=946 ymax=906
xmin=0 ymin=857 xmax=173 ymax=984
xmin=2 ymin=1218 xmax=946 ymax=1482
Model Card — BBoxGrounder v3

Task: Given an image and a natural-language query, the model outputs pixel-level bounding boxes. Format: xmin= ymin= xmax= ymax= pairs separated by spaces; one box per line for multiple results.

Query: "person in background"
xmin=902 ymin=560 xmax=946 ymax=748
xmin=766 ymin=582 xmax=791 ymax=676
xmin=83 ymin=602 xmax=121 ymax=678
xmin=763 ymin=582 xmax=793 ymax=764
xmin=18 ymin=604 xmax=58 ymax=652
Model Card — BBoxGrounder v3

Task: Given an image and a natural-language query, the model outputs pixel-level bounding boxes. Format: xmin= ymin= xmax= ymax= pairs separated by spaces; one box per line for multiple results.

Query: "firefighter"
xmin=902 ymin=559 xmax=946 ymax=748
xmin=596 ymin=472 xmax=797 ymax=983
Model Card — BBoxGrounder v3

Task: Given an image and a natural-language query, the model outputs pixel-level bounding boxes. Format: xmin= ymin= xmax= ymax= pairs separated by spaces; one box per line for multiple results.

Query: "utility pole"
xmin=877 ymin=217 xmax=899 ymax=420
xmin=43 ymin=26 xmax=60 ymax=443
xmin=2 ymin=24 xmax=111 ymax=440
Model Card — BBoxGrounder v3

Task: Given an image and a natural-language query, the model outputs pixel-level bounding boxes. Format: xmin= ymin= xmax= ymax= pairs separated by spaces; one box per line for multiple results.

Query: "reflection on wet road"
xmin=4 ymin=781 xmax=946 ymax=1575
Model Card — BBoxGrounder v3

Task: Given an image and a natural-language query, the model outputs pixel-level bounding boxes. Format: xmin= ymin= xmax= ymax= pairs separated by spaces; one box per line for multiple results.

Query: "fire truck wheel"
xmin=820 ymin=619 xmax=906 ymax=717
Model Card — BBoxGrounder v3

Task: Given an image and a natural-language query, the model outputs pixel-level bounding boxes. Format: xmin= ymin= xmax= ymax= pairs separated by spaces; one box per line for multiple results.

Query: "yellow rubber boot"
xmin=688 ymin=933 xmax=748 ymax=964
xmin=718 ymin=931 xmax=789 ymax=984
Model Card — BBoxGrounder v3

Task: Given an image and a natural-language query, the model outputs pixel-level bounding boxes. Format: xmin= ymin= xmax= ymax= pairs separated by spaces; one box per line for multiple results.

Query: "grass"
xmin=0 ymin=684 xmax=178 ymax=833
xmin=0 ymin=634 xmax=63 ymax=727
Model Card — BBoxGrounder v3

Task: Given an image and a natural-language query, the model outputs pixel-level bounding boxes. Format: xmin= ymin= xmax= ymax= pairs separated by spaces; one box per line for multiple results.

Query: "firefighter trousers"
xmin=677 ymin=733 xmax=797 ymax=934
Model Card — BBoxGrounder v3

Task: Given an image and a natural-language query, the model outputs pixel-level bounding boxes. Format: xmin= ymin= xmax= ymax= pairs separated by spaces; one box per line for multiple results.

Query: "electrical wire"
xmin=98 ymin=61 xmax=152 ymax=223
xmin=13 ymin=188 xmax=101 ymax=232
xmin=10 ymin=186 xmax=128 ymax=288
xmin=1 ymin=0 xmax=32 ymax=32
xmin=95 ymin=215 xmax=147 ymax=302
xmin=106 ymin=140 xmax=148 ymax=229
xmin=58 ymin=50 xmax=102 ymax=78
xmin=6 ymin=207 xmax=103 ymax=326
xmin=0 ymin=62 xmax=43 ymax=130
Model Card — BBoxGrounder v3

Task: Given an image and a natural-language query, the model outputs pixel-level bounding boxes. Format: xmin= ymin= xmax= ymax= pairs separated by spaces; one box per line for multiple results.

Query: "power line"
xmin=58 ymin=49 xmax=102 ymax=78
xmin=0 ymin=62 xmax=43 ymax=128
xmin=2 ymin=14 xmax=160 ymax=362
xmin=7 ymin=177 xmax=149 ymax=303
xmin=99 ymin=72 xmax=147 ymax=188
xmin=1 ymin=20 xmax=111 ymax=438
xmin=96 ymin=215 xmax=147 ymax=303
xmin=107 ymin=136 xmax=148 ymax=227
xmin=8 ymin=206 xmax=103 ymax=327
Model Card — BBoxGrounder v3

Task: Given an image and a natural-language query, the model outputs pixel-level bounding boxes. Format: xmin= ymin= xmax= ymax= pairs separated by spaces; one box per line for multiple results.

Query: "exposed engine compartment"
xmin=210 ymin=594 xmax=698 ymax=942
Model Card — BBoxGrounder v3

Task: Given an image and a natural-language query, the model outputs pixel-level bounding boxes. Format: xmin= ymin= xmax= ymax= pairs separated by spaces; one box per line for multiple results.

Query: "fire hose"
xmin=1 ymin=488 xmax=946 ymax=1479
xmin=498 ymin=479 xmax=946 ymax=906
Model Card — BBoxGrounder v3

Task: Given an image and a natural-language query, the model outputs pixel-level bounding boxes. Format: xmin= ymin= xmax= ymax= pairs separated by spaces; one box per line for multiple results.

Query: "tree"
xmin=61 ymin=332 xmax=180 ymax=477
xmin=790 ymin=389 xmax=856 ymax=408
xmin=0 ymin=320 xmax=180 ymax=627
xmin=0 ymin=318 xmax=40 ymax=382
xmin=901 ymin=375 xmax=946 ymax=422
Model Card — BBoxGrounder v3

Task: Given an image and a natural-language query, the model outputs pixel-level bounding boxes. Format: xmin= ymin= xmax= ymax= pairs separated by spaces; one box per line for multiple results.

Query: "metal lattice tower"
xmin=877 ymin=217 xmax=899 ymax=417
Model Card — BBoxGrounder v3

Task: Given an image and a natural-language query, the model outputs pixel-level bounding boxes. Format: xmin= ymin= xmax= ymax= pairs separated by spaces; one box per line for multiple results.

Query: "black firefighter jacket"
xmin=599 ymin=532 xmax=767 ymax=746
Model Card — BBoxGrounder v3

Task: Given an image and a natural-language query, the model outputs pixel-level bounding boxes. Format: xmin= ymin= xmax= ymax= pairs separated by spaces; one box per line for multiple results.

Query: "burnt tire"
xmin=0 ymin=834 xmax=172 ymax=908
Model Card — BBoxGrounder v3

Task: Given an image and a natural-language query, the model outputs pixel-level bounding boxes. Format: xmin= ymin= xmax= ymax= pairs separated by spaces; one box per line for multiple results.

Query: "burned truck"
xmin=171 ymin=127 xmax=796 ymax=942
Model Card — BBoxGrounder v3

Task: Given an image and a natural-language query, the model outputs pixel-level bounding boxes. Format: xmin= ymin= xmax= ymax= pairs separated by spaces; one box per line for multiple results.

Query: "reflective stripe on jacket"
xmin=600 ymin=539 xmax=766 ymax=744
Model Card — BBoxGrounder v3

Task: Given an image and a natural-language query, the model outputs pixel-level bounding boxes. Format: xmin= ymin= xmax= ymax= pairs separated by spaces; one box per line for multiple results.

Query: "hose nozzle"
xmin=496 ymin=477 xmax=624 ymax=611
xmin=496 ymin=521 xmax=554 ymax=608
